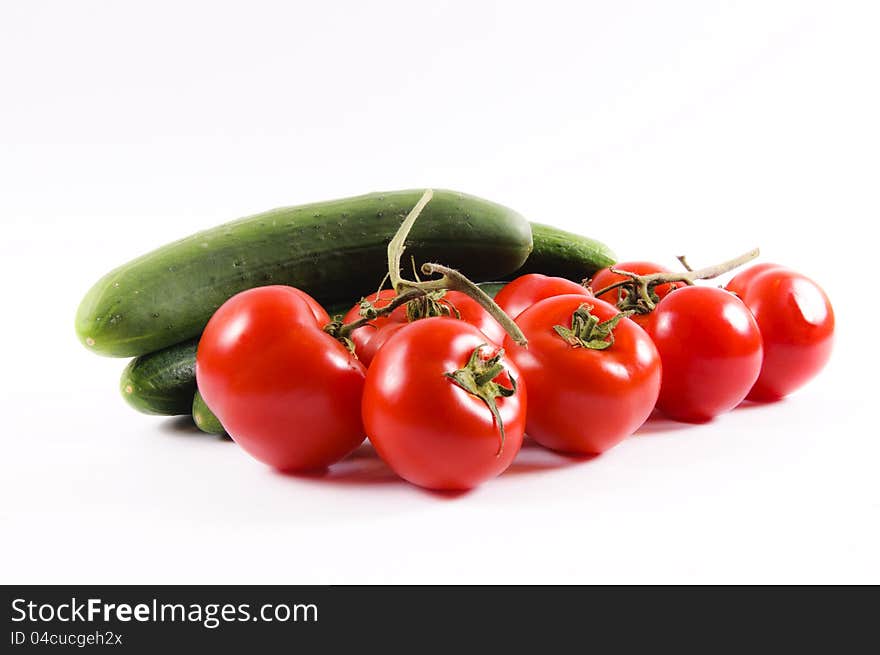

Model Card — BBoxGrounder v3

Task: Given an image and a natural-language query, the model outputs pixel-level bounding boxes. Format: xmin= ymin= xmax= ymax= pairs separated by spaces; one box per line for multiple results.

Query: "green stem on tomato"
xmin=417 ymin=263 xmax=527 ymax=346
xmin=592 ymin=248 xmax=760 ymax=312
xmin=387 ymin=189 xmax=434 ymax=290
xmin=329 ymin=287 xmax=427 ymax=340
xmin=330 ymin=188 xmax=528 ymax=347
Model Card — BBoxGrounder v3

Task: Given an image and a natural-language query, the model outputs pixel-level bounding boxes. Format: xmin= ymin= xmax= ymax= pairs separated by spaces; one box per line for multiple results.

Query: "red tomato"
xmin=342 ymin=289 xmax=398 ymax=365
xmin=591 ymin=261 xmax=683 ymax=328
xmin=647 ymin=286 xmax=763 ymax=422
xmin=363 ymin=318 xmax=526 ymax=490
xmin=493 ymin=273 xmax=591 ymax=319
xmin=196 ymin=286 xmax=366 ymax=471
xmin=505 ymin=295 xmax=661 ymax=455
xmin=344 ymin=289 xmax=504 ymax=365
xmin=726 ymin=265 xmax=834 ymax=401
xmin=724 ymin=262 xmax=782 ymax=298
xmin=289 ymin=287 xmax=331 ymax=324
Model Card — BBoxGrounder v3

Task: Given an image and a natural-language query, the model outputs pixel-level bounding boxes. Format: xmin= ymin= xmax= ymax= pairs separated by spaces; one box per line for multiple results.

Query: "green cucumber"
xmin=192 ymin=391 xmax=225 ymax=435
xmin=507 ymin=223 xmax=616 ymax=281
xmin=77 ymin=189 xmax=532 ymax=358
xmin=120 ymin=340 xmax=198 ymax=415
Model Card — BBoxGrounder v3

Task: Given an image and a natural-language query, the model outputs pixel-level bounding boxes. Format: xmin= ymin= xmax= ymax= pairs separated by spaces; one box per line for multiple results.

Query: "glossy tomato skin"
xmin=430 ymin=290 xmax=505 ymax=345
xmin=196 ymin=286 xmax=366 ymax=471
xmin=290 ymin=287 xmax=331 ymax=325
xmin=494 ymin=273 xmax=591 ymax=319
xmin=505 ymin=295 xmax=661 ymax=455
xmin=363 ymin=318 xmax=526 ymax=490
xmin=591 ymin=261 xmax=682 ymax=329
xmin=724 ymin=262 xmax=783 ymax=298
xmin=648 ymin=286 xmax=763 ymax=422
xmin=726 ymin=265 xmax=834 ymax=401
xmin=344 ymin=289 xmax=504 ymax=366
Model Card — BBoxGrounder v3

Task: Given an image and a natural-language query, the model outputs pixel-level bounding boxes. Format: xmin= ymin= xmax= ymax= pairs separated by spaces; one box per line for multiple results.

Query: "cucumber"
xmin=192 ymin=391 xmax=225 ymax=435
xmin=120 ymin=340 xmax=198 ymax=415
xmin=507 ymin=223 xmax=616 ymax=282
xmin=118 ymin=282 xmax=509 ymax=418
xmin=121 ymin=344 xmax=225 ymax=435
xmin=76 ymin=189 xmax=532 ymax=358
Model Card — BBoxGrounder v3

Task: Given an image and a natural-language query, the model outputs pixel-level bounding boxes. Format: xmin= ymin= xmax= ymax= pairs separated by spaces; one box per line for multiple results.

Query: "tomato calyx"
xmin=323 ymin=322 xmax=357 ymax=355
xmin=553 ymin=303 xmax=630 ymax=350
xmin=330 ymin=288 xmax=464 ymax=350
xmin=591 ymin=248 xmax=761 ymax=316
xmin=404 ymin=289 xmax=461 ymax=322
xmin=610 ymin=284 xmax=662 ymax=317
xmin=324 ymin=287 xmax=427 ymax=353
xmin=445 ymin=345 xmax=517 ymax=456
xmin=324 ymin=287 xmax=467 ymax=356
xmin=385 ymin=190 xmax=526 ymax=346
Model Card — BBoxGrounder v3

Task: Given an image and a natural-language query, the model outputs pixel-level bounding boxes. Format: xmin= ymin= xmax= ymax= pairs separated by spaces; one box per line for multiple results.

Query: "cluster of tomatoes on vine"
xmin=195 ymin=193 xmax=834 ymax=491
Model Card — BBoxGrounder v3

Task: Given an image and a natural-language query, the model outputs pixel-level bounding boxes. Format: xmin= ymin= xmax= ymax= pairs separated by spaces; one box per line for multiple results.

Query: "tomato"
xmin=726 ymin=264 xmax=834 ymax=401
xmin=590 ymin=261 xmax=683 ymax=328
xmin=505 ymin=295 xmax=661 ymax=455
xmin=342 ymin=289 xmax=398 ymax=365
xmin=647 ymin=286 xmax=763 ymax=422
xmin=724 ymin=262 xmax=782 ymax=298
xmin=344 ymin=289 xmax=504 ymax=365
xmin=196 ymin=286 xmax=366 ymax=471
xmin=363 ymin=318 xmax=526 ymax=490
xmin=289 ymin=287 xmax=332 ymax=324
xmin=493 ymin=273 xmax=591 ymax=319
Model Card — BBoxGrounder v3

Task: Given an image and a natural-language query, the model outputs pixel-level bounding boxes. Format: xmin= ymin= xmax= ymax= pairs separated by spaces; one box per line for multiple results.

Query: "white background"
xmin=2 ymin=1 xmax=878 ymax=584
